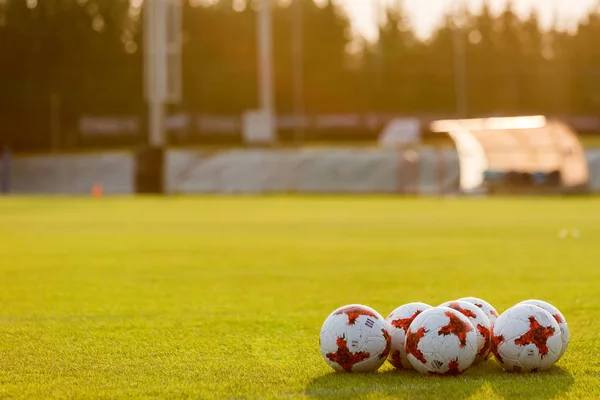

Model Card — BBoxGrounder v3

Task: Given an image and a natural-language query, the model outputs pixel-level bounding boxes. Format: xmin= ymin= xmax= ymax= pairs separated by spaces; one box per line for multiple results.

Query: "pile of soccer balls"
xmin=319 ymin=297 xmax=569 ymax=375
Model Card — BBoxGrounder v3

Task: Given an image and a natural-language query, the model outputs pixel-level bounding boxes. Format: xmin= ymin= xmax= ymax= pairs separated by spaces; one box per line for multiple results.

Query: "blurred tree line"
xmin=1 ymin=0 xmax=600 ymax=150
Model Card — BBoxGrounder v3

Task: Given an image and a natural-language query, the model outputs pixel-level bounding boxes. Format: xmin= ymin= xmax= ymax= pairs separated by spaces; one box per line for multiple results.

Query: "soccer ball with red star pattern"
xmin=319 ymin=304 xmax=391 ymax=373
xmin=404 ymin=307 xmax=478 ymax=375
xmin=319 ymin=298 xmax=568 ymax=374
xmin=517 ymin=299 xmax=569 ymax=361
xmin=439 ymin=300 xmax=492 ymax=364
xmin=491 ymin=304 xmax=562 ymax=372
xmin=385 ymin=302 xmax=433 ymax=370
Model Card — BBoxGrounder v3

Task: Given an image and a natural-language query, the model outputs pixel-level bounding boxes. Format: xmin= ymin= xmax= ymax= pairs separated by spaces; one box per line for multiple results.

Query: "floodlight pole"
xmin=140 ymin=0 xmax=182 ymax=193
xmin=148 ymin=99 xmax=164 ymax=147
xmin=292 ymin=0 xmax=304 ymax=144
xmin=257 ymin=0 xmax=276 ymax=136
xmin=453 ymin=22 xmax=468 ymax=117
xmin=145 ymin=0 xmax=168 ymax=147
xmin=375 ymin=0 xmax=384 ymax=106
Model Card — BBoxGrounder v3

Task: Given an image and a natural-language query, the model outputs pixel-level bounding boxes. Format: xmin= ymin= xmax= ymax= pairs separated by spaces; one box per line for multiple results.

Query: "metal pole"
xmin=257 ymin=0 xmax=275 ymax=134
xmin=453 ymin=22 xmax=468 ymax=117
xmin=149 ymin=100 xmax=164 ymax=147
xmin=375 ymin=0 xmax=384 ymax=110
xmin=145 ymin=0 xmax=167 ymax=147
xmin=292 ymin=0 xmax=304 ymax=145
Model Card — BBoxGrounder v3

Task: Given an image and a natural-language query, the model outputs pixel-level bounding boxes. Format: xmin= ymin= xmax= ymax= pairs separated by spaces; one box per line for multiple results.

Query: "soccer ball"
xmin=459 ymin=297 xmax=500 ymax=326
xmin=405 ymin=307 xmax=478 ymax=375
xmin=518 ymin=299 xmax=569 ymax=360
xmin=491 ymin=304 xmax=562 ymax=372
xmin=385 ymin=302 xmax=432 ymax=370
xmin=319 ymin=304 xmax=391 ymax=373
xmin=439 ymin=300 xmax=492 ymax=363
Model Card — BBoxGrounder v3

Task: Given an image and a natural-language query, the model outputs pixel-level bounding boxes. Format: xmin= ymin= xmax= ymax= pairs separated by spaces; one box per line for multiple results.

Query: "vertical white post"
xmin=292 ymin=0 xmax=303 ymax=144
xmin=148 ymin=100 xmax=164 ymax=146
xmin=145 ymin=0 xmax=168 ymax=147
xmin=373 ymin=0 xmax=384 ymax=109
xmin=257 ymin=0 xmax=275 ymax=134
xmin=167 ymin=0 xmax=182 ymax=103
xmin=453 ymin=21 xmax=468 ymax=117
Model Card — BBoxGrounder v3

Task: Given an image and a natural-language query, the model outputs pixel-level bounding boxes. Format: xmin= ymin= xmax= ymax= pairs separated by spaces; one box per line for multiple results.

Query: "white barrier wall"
xmin=165 ymin=148 xmax=460 ymax=194
xmin=2 ymin=148 xmax=600 ymax=195
xmin=587 ymin=150 xmax=600 ymax=191
xmin=1 ymin=152 xmax=134 ymax=195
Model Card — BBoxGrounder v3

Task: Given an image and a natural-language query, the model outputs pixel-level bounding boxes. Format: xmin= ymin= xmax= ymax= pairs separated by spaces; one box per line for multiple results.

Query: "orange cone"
xmin=92 ymin=182 xmax=104 ymax=198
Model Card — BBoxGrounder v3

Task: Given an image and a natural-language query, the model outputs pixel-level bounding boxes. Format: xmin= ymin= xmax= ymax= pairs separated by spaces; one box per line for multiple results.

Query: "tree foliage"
xmin=1 ymin=0 xmax=600 ymax=150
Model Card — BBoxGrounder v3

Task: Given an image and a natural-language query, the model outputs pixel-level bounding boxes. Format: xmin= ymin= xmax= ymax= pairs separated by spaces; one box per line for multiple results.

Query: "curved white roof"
xmin=430 ymin=116 xmax=589 ymax=191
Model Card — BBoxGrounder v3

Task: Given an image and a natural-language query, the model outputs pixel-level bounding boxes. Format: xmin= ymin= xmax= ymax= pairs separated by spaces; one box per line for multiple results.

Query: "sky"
xmin=339 ymin=0 xmax=600 ymax=40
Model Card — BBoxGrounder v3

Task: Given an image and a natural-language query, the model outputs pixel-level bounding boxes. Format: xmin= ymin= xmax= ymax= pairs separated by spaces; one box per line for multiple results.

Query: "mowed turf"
xmin=1 ymin=196 xmax=600 ymax=399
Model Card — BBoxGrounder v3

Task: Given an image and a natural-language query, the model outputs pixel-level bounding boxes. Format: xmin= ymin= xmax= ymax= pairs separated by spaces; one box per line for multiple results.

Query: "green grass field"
xmin=1 ymin=196 xmax=599 ymax=399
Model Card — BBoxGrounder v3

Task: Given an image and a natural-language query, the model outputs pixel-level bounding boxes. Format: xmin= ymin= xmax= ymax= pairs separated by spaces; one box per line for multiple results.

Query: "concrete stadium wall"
xmin=165 ymin=148 xmax=459 ymax=195
xmin=587 ymin=149 xmax=600 ymax=192
xmin=0 ymin=152 xmax=134 ymax=195
xmin=2 ymin=148 xmax=600 ymax=195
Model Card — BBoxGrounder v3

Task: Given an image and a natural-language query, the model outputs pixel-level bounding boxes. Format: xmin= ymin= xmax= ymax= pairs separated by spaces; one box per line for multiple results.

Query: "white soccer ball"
xmin=459 ymin=296 xmax=500 ymax=326
xmin=405 ymin=307 xmax=478 ymax=375
xmin=319 ymin=304 xmax=391 ymax=373
xmin=517 ymin=299 xmax=569 ymax=360
xmin=439 ymin=300 xmax=492 ymax=363
xmin=492 ymin=304 xmax=562 ymax=372
xmin=571 ymin=229 xmax=581 ymax=238
xmin=385 ymin=302 xmax=432 ymax=370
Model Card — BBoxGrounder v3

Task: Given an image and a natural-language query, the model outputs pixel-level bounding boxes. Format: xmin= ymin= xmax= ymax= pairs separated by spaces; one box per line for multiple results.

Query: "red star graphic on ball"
xmin=406 ymin=327 xmax=428 ymax=364
xmin=326 ymin=335 xmax=370 ymax=372
xmin=491 ymin=333 xmax=505 ymax=363
xmin=514 ymin=316 xmax=556 ymax=357
xmin=389 ymin=350 xmax=403 ymax=369
xmin=447 ymin=359 xmax=460 ymax=375
xmin=553 ymin=314 xmax=564 ymax=324
xmin=334 ymin=306 xmax=378 ymax=326
xmin=476 ymin=324 xmax=491 ymax=358
xmin=438 ymin=311 xmax=473 ymax=348
xmin=447 ymin=302 xmax=477 ymax=319
xmin=391 ymin=310 xmax=423 ymax=332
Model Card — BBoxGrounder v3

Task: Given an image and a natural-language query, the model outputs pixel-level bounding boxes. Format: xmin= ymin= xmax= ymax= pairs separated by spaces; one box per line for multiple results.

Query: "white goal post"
xmin=144 ymin=0 xmax=182 ymax=147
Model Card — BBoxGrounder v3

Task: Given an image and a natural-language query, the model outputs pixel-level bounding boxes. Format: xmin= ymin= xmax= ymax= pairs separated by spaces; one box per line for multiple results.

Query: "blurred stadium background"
xmin=1 ymin=0 xmax=600 ymax=196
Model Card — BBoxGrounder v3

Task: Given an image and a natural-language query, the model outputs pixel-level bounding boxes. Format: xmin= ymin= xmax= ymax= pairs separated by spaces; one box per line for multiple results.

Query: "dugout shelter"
xmin=429 ymin=116 xmax=589 ymax=194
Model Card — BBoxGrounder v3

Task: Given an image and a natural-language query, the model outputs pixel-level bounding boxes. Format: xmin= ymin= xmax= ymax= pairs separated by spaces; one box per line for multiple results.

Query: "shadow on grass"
xmin=304 ymin=361 xmax=574 ymax=399
xmin=484 ymin=364 xmax=574 ymax=400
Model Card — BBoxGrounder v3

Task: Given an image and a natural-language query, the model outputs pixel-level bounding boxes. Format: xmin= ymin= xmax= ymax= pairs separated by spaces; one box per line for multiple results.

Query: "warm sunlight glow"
xmin=340 ymin=0 xmax=599 ymax=40
xmin=430 ymin=116 xmax=548 ymax=132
